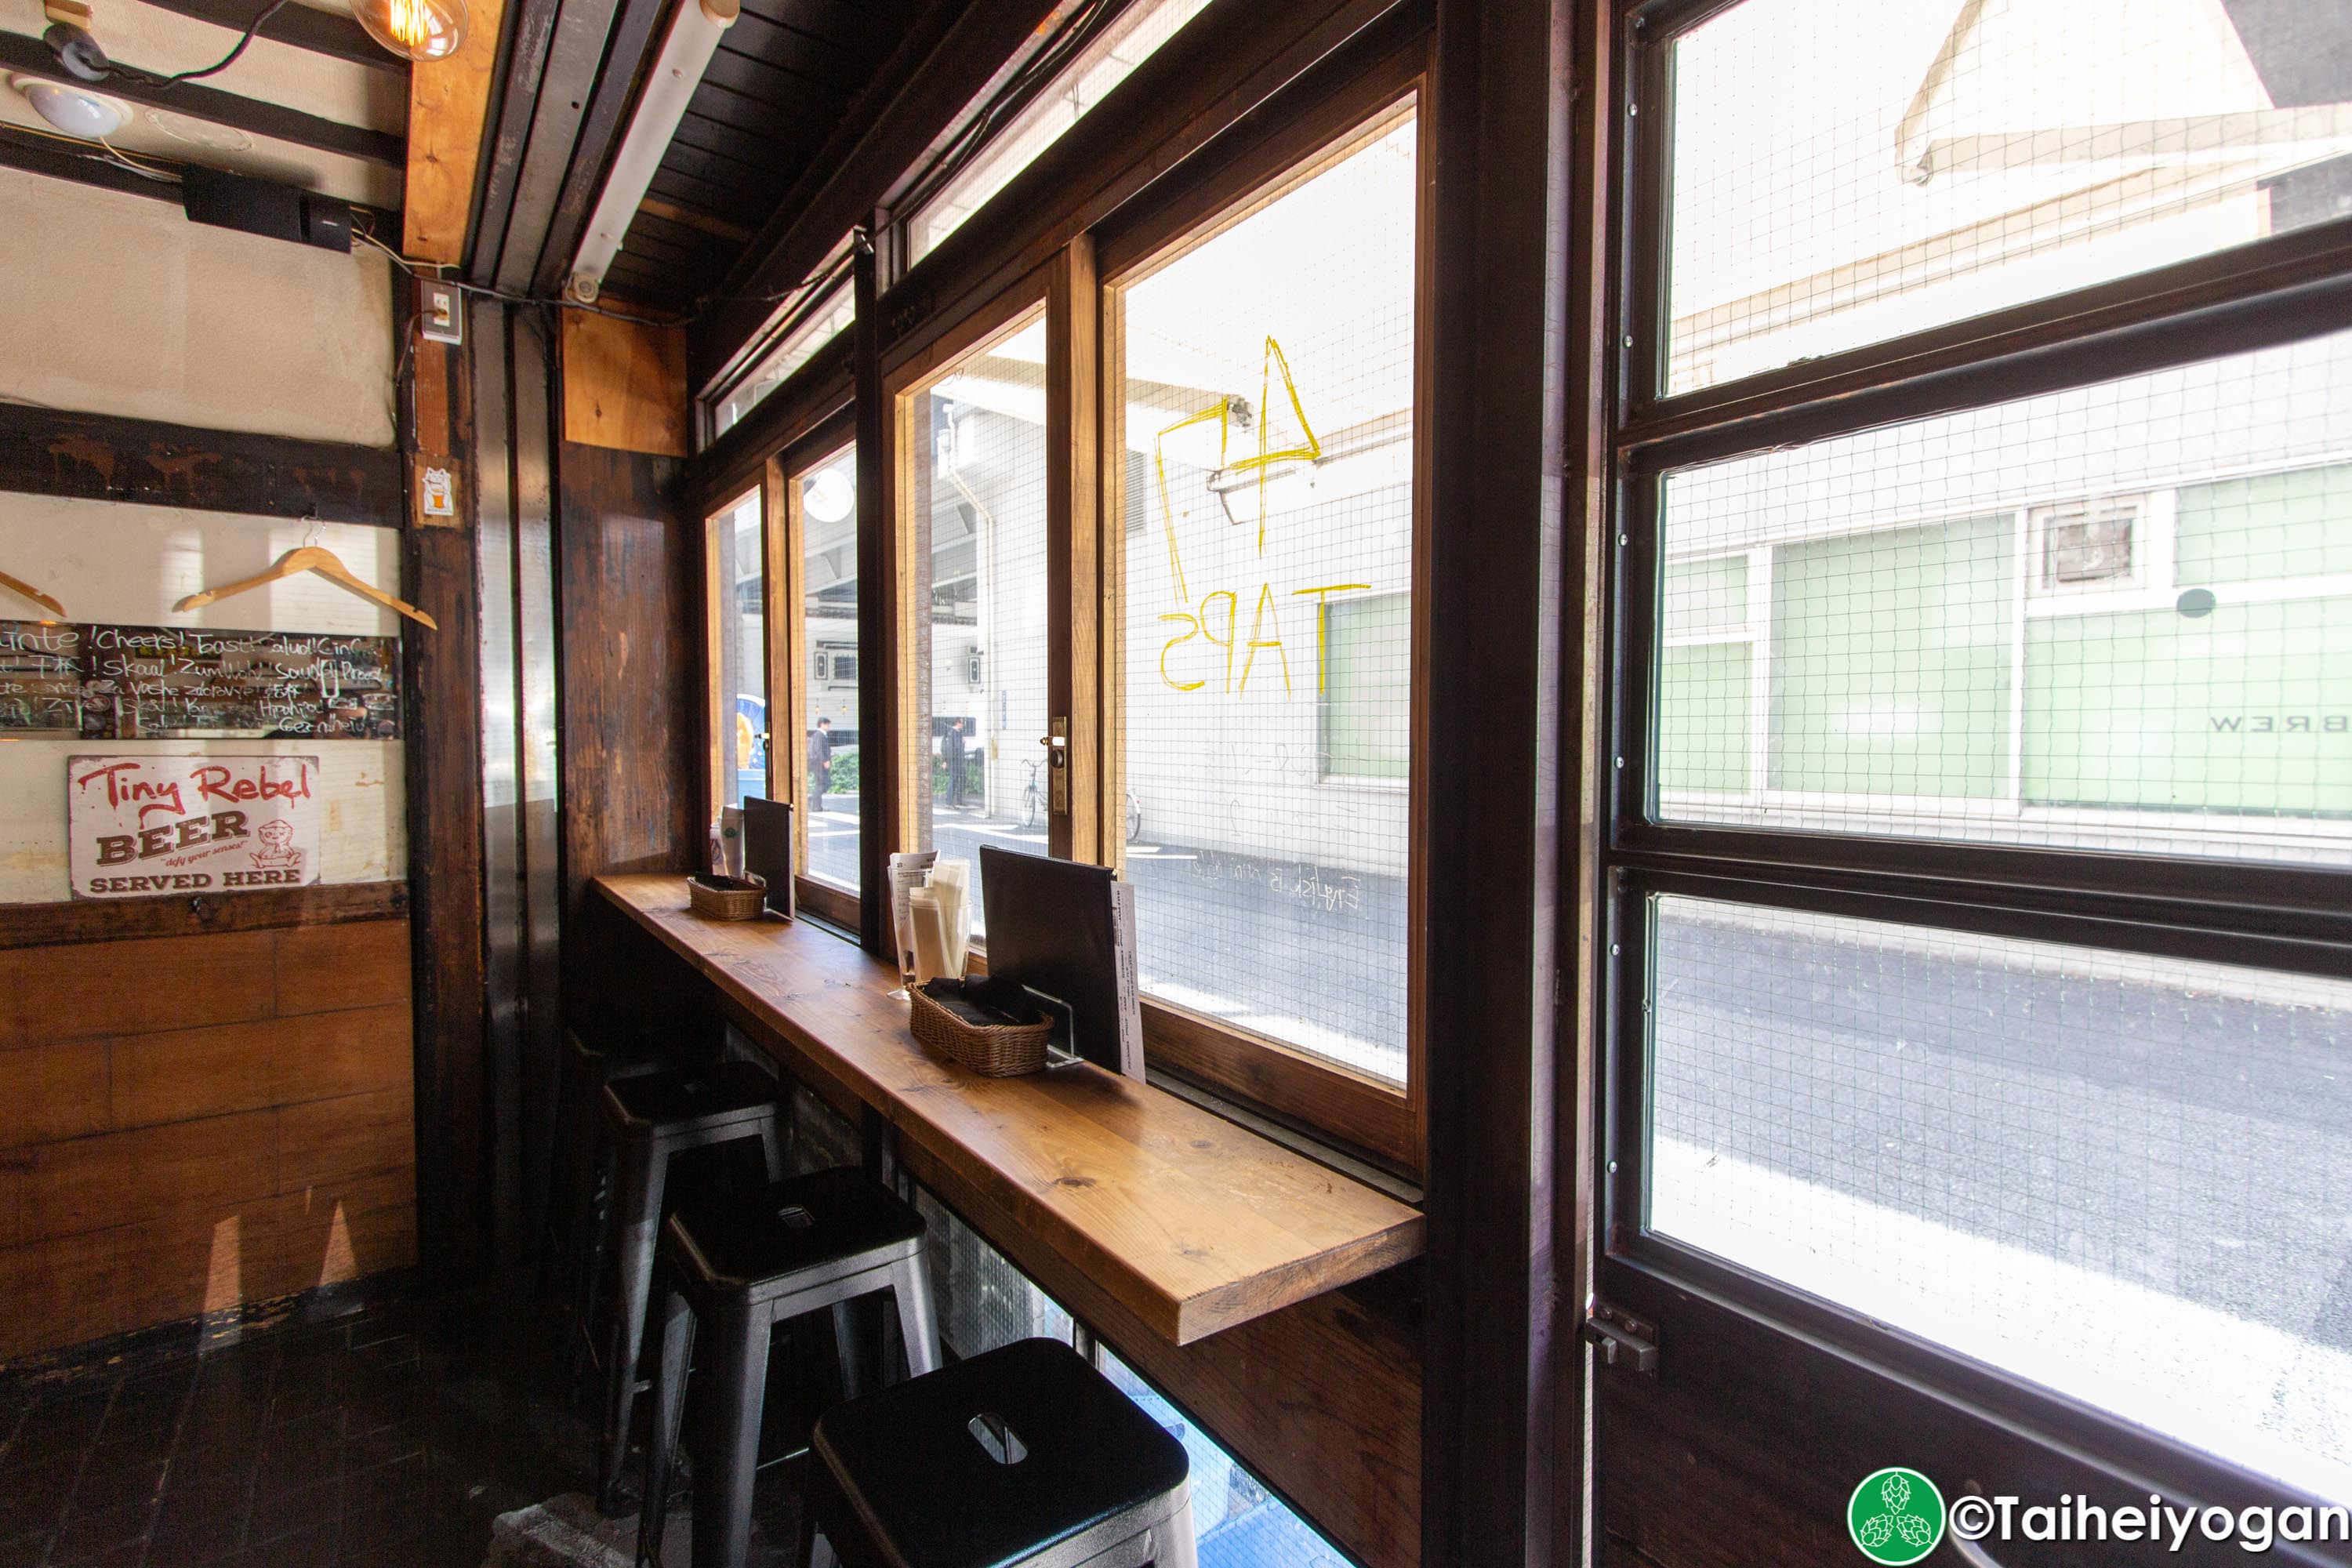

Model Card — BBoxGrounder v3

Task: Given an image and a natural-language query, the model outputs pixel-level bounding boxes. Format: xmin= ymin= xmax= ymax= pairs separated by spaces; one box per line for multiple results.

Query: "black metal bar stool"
xmin=597 ymin=1058 xmax=789 ymax=1515
xmin=545 ymin=1030 xmax=670 ymax=1377
xmin=635 ymin=1165 xmax=942 ymax=1568
xmin=797 ymin=1337 xmax=1195 ymax=1568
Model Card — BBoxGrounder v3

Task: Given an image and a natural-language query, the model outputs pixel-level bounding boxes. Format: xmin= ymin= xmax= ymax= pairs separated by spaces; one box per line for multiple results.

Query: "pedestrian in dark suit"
xmin=807 ymin=717 xmax=833 ymax=813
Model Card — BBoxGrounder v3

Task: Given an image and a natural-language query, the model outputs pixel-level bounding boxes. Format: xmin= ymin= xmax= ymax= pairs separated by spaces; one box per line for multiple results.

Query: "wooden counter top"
xmin=596 ymin=873 xmax=1425 ymax=1345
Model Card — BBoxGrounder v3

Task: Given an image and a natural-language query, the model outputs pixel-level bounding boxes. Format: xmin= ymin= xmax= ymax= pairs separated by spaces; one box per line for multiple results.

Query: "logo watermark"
xmin=1848 ymin=1469 xmax=1946 ymax=1565
xmin=1847 ymin=1472 xmax=2352 ymax=1559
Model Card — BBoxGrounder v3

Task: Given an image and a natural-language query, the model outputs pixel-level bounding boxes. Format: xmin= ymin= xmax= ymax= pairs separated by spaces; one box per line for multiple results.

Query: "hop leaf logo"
xmin=1847 ymin=1468 xmax=1946 ymax=1564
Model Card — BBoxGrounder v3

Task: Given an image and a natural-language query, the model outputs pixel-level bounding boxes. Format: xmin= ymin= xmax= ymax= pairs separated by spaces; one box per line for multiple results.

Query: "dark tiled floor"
xmin=0 ymin=1284 xmax=807 ymax=1568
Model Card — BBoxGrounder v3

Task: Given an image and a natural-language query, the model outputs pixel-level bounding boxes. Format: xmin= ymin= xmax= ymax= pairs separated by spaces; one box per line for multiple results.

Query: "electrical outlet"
xmin=419 ymin=282 xmax=462 ymax=346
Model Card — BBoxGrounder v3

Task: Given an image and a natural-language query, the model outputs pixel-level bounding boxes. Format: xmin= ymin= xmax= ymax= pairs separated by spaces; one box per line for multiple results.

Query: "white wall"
xmin=0 ymin=169 xmax=394 ymax=445
xmin=0 ymin=172 xmax=403 ymax=903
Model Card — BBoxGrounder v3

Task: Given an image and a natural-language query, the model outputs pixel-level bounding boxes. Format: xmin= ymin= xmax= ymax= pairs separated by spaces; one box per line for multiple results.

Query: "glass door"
xmin=1589 ymin=2 xmax=2352 ymax=1563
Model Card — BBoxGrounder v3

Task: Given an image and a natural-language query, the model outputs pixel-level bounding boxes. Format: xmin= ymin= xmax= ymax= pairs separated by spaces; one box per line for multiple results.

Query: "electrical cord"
xmin=116 ymin=0 xmax=296 ymax=86
xmin=350 ymin=220 xmax=699 ymax=328
xmin=0 ymin=117 xmax=181 ymax=182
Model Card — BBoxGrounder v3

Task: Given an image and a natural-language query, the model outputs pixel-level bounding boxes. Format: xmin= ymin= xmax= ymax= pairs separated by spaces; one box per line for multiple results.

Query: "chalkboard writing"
xmin=0 ymin=620 xmax=400 ymax=740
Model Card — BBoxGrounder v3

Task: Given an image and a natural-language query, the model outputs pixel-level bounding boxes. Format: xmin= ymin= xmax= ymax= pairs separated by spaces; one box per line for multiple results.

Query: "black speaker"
xmin=180 ymin=166 xmax=354 ymax=254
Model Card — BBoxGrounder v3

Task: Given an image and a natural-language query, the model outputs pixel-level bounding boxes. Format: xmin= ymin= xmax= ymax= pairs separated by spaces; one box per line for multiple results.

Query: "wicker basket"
xmin=688 ymin=873 xmax=767 ymax=921
xmin=909 ymin=982 xmax=1051 ymax=1076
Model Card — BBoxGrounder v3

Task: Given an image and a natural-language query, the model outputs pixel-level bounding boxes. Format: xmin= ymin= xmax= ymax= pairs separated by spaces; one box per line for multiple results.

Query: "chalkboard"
xmin=0 ymin=620 xmax=401 ymax=740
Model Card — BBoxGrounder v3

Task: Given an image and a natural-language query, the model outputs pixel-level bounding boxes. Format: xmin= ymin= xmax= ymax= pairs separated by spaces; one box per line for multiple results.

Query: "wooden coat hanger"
xmin=176 ymin=528 xmax=437 ymax=630
xmin=0 ymin=569 xmax=65 ymax=619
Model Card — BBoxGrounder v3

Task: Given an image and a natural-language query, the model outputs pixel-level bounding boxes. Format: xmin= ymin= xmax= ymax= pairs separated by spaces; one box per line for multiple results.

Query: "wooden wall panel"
xmin=0 ymin=917 xmax=417 ymax=1363
xmin=560 ymin=314 xmax=690 ymax=457
xmin=5 ymin=931 xmax=278 ymax=1042
xmin=556 ymin=439 xmax=704 ymax=1044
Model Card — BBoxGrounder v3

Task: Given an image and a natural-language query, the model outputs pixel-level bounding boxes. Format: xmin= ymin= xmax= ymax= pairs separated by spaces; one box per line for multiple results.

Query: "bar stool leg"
xmin=758 ymin=1114 xmax=787 ymax=1182
xmin=635 ymin=1279 xmax=695 ymax=1568
xmin=572 ymin=1134 xmax=619 ymax=1386
xmin=599 ymin=1138 xmax=669 ymax=1515
xmin=888 ymin=1255 xmax=941 ymax=1377
xmin=689 ymin=1303 xmax=773 ymax=1568
xmin=828 ymin=1301 xmax=871 ymax=1403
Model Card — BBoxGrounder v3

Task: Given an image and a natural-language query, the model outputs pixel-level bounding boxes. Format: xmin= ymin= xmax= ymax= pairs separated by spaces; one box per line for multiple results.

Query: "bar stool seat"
xmin=637 ymin=1167 xmax=942 ymax=1568
xmin=598 ymin=1059 xmax=788 ymax=1515
xmin=803 ymin=1337 xmax=1194 ymax=1568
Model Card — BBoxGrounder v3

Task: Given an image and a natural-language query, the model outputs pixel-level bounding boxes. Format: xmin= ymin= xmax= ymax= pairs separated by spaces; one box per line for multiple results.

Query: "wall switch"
xmin=419 ymin=283 xmax=463 ymax=346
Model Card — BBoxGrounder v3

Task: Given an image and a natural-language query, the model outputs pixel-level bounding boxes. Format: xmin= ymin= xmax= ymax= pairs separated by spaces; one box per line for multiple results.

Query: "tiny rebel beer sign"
xmin=67 ymin=755 xmax=322 ymax=899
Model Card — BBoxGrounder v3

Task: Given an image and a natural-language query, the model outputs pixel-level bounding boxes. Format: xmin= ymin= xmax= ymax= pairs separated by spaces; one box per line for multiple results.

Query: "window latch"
xmin=1582 ymin=1302 xmax=1658 ymax=1375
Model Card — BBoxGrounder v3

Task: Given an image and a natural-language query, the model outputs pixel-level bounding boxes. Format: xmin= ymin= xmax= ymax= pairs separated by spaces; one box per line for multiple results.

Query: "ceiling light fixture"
xmin=9 ymin=72 xmax=127 ymax=136
xmin=350 ymin=0 xmax=466 ymax=63
xmin=565 ymin=0 xmax=738 ymax=304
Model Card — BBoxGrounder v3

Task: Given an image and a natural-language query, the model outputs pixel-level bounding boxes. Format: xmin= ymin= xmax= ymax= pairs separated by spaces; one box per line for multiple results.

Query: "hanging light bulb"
xmin=350 ymin=0 xmax=465 ymax=62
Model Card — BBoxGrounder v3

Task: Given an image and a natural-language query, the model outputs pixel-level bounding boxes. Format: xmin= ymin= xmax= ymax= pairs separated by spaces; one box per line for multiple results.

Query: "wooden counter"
xmin=595 ymin=873 xmax=1424 ymax=1345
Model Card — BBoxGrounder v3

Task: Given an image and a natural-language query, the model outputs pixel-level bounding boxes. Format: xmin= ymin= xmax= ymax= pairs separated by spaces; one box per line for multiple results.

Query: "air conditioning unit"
xmin=2033 ymin=498 xmax=2140 ymax=591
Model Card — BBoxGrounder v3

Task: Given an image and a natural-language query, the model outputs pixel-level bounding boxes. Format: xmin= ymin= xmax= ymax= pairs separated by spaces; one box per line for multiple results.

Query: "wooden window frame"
xmin=772 ymin=406 xmax=862 ymax=931
xmin=1590 ymin=0 xmax=2352 ymax=1527
xmin=881 ymin=267 xmax=1080 ymax=884
xmin=1092 ymin=45 xmax=1436 ymax=1175
xmin=702 ymin=484 xmax=771 ymax=833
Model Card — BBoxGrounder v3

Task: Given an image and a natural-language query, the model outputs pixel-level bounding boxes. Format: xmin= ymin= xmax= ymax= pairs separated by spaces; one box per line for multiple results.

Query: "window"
xmin=707 ymin=489 xmax=767 ymax=813
xmin=1647 ymin=895 xmax=2352 ymax=1505
xmin=1654 ymin=332 xmax=2352 ymax=862
xmin=794 ymin=442 xmax=861 ymax=898
xmin=1661 ymin=0 xmax=2352 ymax=394
xmin=712 ymin=263 xmax=855 ymax=438
xmin=903 ymin=0 xmax=1214 ymax=266
xmin=898 ymin=307 xmax=1053 ymax=934
xmin=1599 ymin=0 xmax=2352 ymax=1546
xmin=1108 ymin=98 xmax=1423 ymax=1136
xmin=1098 ymin=1349 xmax=1356 ymax=1566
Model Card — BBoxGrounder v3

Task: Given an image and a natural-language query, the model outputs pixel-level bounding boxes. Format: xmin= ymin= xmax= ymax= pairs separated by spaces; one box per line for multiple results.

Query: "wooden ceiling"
xmin=600 ymin=0 xmax=920 ymax=314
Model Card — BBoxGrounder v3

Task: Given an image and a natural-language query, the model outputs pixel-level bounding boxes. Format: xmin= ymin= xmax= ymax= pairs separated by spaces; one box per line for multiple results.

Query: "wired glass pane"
xmin=713 ymin=275 xmax=855 ymax=437
xmin=1647 ymin=893 xmax=2352 ymax=1508
xmin=1663 ymin=0 xmax=2352 ymax=394
xmin=905 ymin=310 xmax=1051 ymax=935
xmin=912 ymin=1189 xmax=1073 ymax=1356
xmin=800 ymin=443 xmax=859 ymax=894
xmin=906 ymin=0 xmax=1214 ymax=264
xmin=710 ymin=492 xmax=765 ymax=811
xmin=1656 ymin=325 xmax=2352 ymax=865
xmin=1098 ymin=1348 xmax=1356 ymax=1566
xmin=1115 ymin=105 xmax=1418 ymax=1085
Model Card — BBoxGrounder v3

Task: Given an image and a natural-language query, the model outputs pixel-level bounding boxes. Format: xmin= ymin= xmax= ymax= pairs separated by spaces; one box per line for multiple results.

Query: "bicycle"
xmin=1018 ymin=764 xmax=1140 ymax=841
xmin=1022 ymin=757 xmax=1045 ymax=829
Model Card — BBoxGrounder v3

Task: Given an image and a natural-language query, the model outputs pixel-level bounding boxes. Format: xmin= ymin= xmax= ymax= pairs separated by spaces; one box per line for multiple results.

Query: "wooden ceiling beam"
xmin=137 ymin=0 xmax=405 ymax=74
xmin=0 ymin=29 xmax=403 ymax=165
xmin=463 ymin=0 xmax=560 ymax=281
xmin=524 ymin=0 xmax=667 ymax=296
xmin=484 ymin=0 xmax=619 ymax=293
xmin=401 ymin=0 xmax=506 ymax=263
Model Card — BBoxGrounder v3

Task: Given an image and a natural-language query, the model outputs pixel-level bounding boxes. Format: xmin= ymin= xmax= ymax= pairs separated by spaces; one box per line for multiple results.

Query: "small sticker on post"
xmin=420 ymin=464 xmax=456 ymax=519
